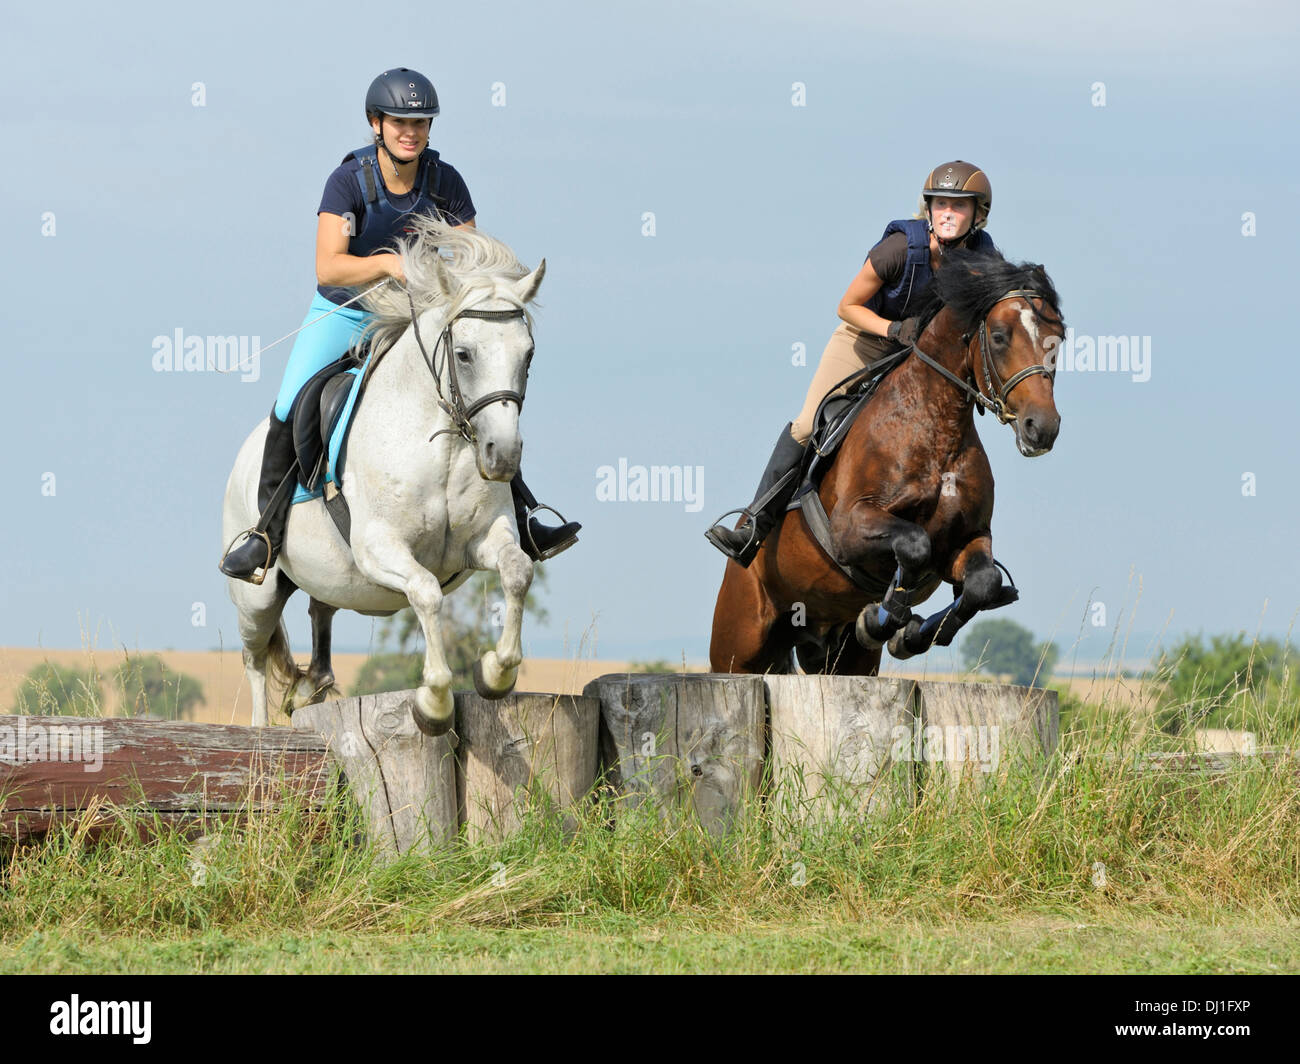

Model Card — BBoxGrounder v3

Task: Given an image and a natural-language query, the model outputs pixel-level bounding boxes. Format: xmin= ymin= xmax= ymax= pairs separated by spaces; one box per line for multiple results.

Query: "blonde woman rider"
xmin=705 ymin=161 xmax=995 ymax=565
xmin=221 ymin=67 xmax=579 ymax=583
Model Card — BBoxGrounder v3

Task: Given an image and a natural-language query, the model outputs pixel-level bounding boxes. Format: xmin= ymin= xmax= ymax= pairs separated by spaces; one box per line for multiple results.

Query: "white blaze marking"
xmin=1018 ymin=306 xmax=1040 ymax=352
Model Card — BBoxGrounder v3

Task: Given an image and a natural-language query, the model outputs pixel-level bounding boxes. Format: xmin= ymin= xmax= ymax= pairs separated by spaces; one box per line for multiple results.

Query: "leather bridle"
xmin=909 ymin=288 xmax=1061 ymax=425
xmin=406 ymin=292 xmax=531 ymax=444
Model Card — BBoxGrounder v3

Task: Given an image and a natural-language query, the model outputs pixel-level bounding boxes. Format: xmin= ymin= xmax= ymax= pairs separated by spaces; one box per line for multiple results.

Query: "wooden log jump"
xmin=766 ymin=675 xmax=916 ymax=821
xmin=456 ymin=691 xmax=600 ymax=844
xmin=293 ymin=692 xmax=457 ymax=856
xmin=0 ymin=678 xmax=1068 ymax=849
xmin=913 ymin=681 xmax=1058 ymax=788
xmin=0 ymin=715 xmax=331 ymax=842
xmin=584 ymin=673 xmax=765 ymax=835
xmin=293 ymin=690 xmax=600 ymax=852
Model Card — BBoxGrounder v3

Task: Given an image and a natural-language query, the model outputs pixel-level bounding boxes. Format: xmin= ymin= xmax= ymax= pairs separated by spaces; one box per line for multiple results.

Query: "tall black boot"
xmin=219 ymin=412 xmax=300 ymax=584
xmin=705 ymin=423 xmax=807 ymax=567
xmin=512 ymin=472 xmax=581 ymax=561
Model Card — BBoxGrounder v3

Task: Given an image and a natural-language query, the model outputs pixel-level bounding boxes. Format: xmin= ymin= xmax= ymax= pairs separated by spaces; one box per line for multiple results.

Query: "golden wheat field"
xmin=0 ymin=645 xmax=1147 ymax=726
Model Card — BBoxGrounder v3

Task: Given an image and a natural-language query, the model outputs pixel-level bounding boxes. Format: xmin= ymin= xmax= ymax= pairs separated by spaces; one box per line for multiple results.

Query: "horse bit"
xmin=909 ymin=288 xmax=1061 ymax=424
xmin=406 ymin=291 xmax=531 ymax=444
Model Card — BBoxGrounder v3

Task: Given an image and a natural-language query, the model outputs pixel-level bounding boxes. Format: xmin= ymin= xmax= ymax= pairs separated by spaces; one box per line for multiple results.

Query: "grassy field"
xmin=3 ymin=695 xmax=1297 ymax=974
xmin=5 ymin=918 xmax=1294 ymax=975
xmin=3 ymin=633 xmax=1297 ymax=975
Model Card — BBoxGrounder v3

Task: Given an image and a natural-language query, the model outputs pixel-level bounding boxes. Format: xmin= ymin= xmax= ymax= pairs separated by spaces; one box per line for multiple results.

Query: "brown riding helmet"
xmin=921 ymin=160 xmax=992 ymax=230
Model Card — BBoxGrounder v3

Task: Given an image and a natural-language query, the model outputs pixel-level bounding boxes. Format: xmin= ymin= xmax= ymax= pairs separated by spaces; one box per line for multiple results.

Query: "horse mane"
xmin=359 ymin=214 xmax=537 ymax=356
xmin=916 ymin=248 xmax=1062 ymax=334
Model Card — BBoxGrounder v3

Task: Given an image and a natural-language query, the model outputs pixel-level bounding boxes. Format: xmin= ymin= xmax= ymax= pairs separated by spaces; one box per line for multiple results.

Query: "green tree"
xmin=10 ymin=662 xmax=103 ymax=716
xmin=113 ymin=654 xmax=205 ymax=720
xmin=351 ymin=567 xmax=550 ymax=696
xmin=961 ymin=618 xmax=1059 ymax=687
xmin=1149 ymin=633 xmax=1298 ymax=735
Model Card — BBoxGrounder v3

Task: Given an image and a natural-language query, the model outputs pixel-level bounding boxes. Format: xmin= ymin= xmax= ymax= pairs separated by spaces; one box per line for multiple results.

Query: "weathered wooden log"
xmin=913 ymin=682 xmax=1059 ymax=788
xmin=765 ymin=676 xmax=917 ymax=821
xmin=0 ymin=715 xmax=331 ymax=842
xmin=455 ymin=691 xmax=600 ymax=844
xmin=584 ymin=674 xmax=765 ymax=836
xmin=293 ymin=691 xmax=457 ymax=856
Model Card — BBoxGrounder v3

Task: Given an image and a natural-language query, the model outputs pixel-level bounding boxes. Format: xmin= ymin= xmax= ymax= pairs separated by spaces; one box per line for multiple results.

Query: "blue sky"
xmin=3 ymin=0 xmax=1298 ymax=670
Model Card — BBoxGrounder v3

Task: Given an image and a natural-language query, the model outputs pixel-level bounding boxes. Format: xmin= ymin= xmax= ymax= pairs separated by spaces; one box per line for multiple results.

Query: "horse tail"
xmin=265 ymin=620 xmax=308 ymax=717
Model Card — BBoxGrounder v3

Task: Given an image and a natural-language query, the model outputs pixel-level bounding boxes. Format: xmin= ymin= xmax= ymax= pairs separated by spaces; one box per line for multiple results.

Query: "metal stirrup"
xmin=522 ymin=502 xmax=576 ymax=561
xmin=219 ymin=528 xmax=274 ymax=586
xmin=705 ymin=508 xmax=761 ymax=554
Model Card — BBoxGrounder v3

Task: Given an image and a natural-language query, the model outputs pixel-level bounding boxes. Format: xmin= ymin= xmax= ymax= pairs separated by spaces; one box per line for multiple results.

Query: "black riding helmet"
xmin=365 ymin=68 xmax=440 ymax=120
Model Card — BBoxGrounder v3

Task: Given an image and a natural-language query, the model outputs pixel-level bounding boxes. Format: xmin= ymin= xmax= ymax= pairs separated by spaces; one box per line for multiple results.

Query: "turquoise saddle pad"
xmin=291 ymin=357 xmax=367 ymax=505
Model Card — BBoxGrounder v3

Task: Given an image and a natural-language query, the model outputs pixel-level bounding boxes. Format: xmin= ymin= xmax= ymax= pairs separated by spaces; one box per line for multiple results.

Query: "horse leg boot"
xmin=220 ymin=412 xmax=300 ymax=584
xmin=512 ymin=472 xmax=581 ymax=561
xmin=888 ymin=555 xmax=1016 ymax=660
xmin=705 ymin=423 xmax=806 ymax=567
xmin=852 ymin=525 xmax=932 ymax=649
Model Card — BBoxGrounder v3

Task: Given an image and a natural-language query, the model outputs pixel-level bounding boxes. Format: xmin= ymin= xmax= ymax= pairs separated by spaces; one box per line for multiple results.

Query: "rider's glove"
xmin=887 ymin=317 xmax=921 ymax=346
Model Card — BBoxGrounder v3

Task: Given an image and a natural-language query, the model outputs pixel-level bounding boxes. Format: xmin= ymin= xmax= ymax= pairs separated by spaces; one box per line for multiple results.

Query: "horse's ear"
xmin=431 ymin=256 xmax=457 ymax=301
xmin=513 ymin=259 xmax=546 ymax=304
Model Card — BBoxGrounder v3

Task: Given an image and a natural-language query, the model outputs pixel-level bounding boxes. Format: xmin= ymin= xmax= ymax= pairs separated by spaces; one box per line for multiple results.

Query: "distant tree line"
xmin=11 ymin=655 xmax=204 ymax=720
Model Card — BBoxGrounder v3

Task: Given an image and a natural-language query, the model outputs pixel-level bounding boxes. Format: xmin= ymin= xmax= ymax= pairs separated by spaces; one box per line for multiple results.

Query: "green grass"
xmin=3 ymin=662 xmax=1298 ymax=974
xmin=3 ymin=918 xmax=1295 ymax=974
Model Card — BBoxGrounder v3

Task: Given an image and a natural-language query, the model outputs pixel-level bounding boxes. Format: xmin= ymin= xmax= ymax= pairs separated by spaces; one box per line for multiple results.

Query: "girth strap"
xmin=798 ymin=491 xmax=877 ymax=592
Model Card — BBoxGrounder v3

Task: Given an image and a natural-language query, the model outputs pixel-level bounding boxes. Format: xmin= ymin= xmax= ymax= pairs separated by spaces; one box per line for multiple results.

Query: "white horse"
xmin=222 ymin=217 xmax=544 ymax=732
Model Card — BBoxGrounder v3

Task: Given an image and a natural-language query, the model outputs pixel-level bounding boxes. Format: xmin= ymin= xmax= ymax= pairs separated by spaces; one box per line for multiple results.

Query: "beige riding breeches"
xmin=791 ymin=323 xmax=897 ymax=444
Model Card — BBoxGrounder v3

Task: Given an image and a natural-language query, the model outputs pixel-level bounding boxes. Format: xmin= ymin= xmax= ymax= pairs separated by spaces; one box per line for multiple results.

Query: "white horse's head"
xmin=362 ymin=217 xmax=546 ymax=481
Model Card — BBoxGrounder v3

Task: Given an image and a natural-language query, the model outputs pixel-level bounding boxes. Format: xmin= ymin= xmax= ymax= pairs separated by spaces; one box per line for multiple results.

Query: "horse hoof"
xmin=855 ymin=605 xmax=885 ymax=650
xmin=887 ymin=618 xmax=925 ymax=661
xmin=411 ymin=686 xmax=454 ymax=737
xmin=473 ymin=655 xmax=517 ymax=700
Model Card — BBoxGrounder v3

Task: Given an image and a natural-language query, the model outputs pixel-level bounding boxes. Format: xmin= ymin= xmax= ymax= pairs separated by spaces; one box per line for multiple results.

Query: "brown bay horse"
xmin=710 ymin=249 xmax=1065 ymax=675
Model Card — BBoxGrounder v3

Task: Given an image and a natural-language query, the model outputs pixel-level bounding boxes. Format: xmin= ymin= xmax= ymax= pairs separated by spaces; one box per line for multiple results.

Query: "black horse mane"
xmin=916 ymin=248 xmax=1062 ymax=334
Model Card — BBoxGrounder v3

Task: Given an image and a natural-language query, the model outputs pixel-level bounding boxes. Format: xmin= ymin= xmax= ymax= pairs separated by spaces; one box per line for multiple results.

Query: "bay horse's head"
xmin=363 ymin=217 xmax=546 ymax=481
xmin=927 ymin=250 xmax=1064 ymax=456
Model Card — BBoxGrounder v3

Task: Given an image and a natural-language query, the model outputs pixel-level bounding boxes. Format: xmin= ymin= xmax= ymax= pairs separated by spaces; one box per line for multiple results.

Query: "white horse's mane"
xmin=359 ymin=214 xmax=537 ymax=355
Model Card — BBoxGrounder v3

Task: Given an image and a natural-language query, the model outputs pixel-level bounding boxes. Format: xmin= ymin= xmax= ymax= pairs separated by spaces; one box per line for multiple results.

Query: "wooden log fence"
xmin=583 ymin=674 xmax=765 ymax=836
xmin=11 ymin=675 xmax=1290 ymax=853
xmin=0 ymin=715 xmax=331 ymax=842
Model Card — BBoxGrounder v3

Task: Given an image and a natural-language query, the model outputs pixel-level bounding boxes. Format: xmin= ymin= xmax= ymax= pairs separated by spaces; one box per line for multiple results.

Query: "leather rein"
xmin=909 ymin=288 xmax=1060 ymax=425
xmin=406 ymin=291 xmax=531 ymax=444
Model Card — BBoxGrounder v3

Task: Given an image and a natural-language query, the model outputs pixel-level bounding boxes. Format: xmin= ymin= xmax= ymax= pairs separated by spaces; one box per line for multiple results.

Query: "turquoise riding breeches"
xmin=273 ymin=292 xmax=373 ymax=422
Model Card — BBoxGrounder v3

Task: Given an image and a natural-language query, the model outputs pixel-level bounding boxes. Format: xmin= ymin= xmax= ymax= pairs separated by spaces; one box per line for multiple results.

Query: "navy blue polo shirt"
xmin=315 ymin=151 xmax=476 ymax=306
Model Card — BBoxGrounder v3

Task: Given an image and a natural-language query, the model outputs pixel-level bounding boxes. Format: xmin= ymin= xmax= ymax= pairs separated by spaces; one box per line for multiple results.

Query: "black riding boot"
xmin=705 ymin=423 xmax=807 ymax=567
xmin=512 ymin=472 xmax=581 ymax=561
xmin=219 ymin=412 xmax=300 ymax=584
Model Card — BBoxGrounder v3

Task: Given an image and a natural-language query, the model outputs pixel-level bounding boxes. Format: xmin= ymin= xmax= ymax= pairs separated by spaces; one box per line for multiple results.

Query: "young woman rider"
xmin=221 ymin=67 xmax=580 ymax=582
xmin=705 ymin=161 xmax=995 ymax=565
